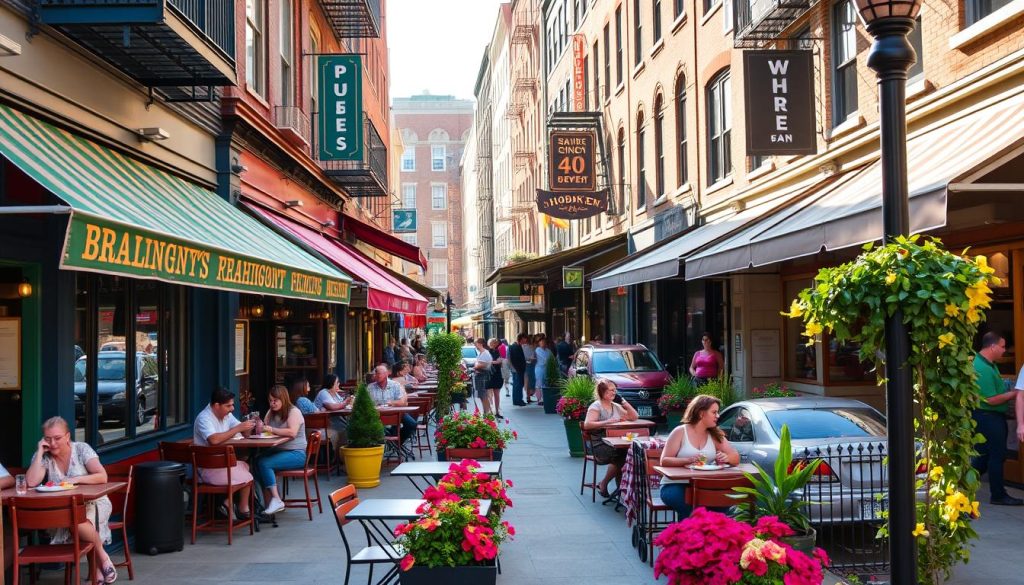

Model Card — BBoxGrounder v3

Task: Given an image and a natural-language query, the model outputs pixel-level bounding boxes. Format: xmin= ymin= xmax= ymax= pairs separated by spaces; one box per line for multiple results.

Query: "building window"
xmin=592 ymin=40 xmax=600 ymax=107
xmin=706 ymin=70 xmax=731 ymax=184
xmin=401 ymin=183 xmax=416 ymax=208
xmin=308 ymin=29 xmax=319 ymax=114
xmin=722 ymin=0 xmax=733 ymax=32
xmin=654 ymin=95 xmax=665 ymax=200
xmin=430 ymin=260 xmax=448 ymax=288
xmin=400 ymin=233 xmax=417 ymax=246
xmin=245 ymin=0 xmax=265 ymax=96
xmin=675 ymin=75 xmax=688 ymax=186
xmin=908 ymin=16 xmax=924 ymax=82
xmin=653 ymin=0 xmax=663 ymax=43
xmin=617 ymin=127 xmax=627 ymax=214
xmin=674 ymin=0 xmax=685 ymax=18
xmin=431 ymin=145 xmax=446 ymax=171
xmin=785 ymin=279 xmax=817 ymax=381
xmin=279 ymin=0 xmax=293 ymax=106
xmin=401 ymin=148 xmax=415 ymax=171
xmin=431 ymin=222 xmax=447 ymax=248
xmin=431 ymin=184 xmax=447 ymax=210
xmin=704 ymin=0 xmax=719 ymax=14
xmin=633 ymin=0 xmax=643 ymax=66
xmin=750 ymin=155 xmax=768 ymax=170
xmin=637 ymin=112 xmax=647 ymax=209
xmin=967 ymin=0 xmax=1013 ymax=25
xmin=603 ymin=24 xmax=612 ymax=99
xmin=832 ymin=0 xmax=858 ymax=125
xmin=615 ymin=7 xmax=624 ymax=86
xmin=73 ymin=274 xmax=187 ymax=445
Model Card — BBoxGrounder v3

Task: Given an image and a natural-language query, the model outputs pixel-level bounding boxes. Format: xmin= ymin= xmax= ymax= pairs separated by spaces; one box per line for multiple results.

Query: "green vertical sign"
xmin=318 ymin=55 xmax=363 ymax=161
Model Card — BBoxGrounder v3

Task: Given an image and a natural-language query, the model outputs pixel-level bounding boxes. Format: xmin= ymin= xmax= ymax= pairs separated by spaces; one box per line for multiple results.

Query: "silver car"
xmin=717 ymin=397 xmax=894 ymax=526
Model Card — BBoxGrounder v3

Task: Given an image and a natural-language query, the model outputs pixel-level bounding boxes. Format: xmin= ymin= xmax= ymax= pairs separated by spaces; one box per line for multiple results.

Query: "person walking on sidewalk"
xmin=523 ymin=334 xmax=538 ymax=403
xmin=510 ymin=333 xmax=527 ymax=406
xmin=972 ymin=332 xmax=1022 ymax=505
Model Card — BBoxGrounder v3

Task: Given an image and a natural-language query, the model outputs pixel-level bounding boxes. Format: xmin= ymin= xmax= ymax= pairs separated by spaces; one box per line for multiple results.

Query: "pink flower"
xmin=400 ymin=554 xmax=415 ymax=571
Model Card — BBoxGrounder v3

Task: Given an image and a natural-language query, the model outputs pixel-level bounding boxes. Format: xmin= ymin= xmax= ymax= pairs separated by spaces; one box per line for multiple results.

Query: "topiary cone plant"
xmin=427 ymin=333 xmax=465 ymax=420
xmin=340 ymin=383 xmax=386 ymax=488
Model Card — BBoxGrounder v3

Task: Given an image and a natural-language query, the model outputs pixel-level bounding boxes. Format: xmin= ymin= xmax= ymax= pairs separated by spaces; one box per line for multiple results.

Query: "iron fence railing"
xmin=274 ymin=106 xmax=312 ymax=145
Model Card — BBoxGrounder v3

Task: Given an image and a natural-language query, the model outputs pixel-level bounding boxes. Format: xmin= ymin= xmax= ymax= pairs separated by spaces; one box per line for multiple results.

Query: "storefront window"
xmin=977 ymin=250 xmax=1014 ymax=375
xmin=607 ymin=289 xmax=628 ymax=344
xmin=96 ymin=277 xmax=128 ymax=443
xmin=638 ymin=282 xmax=658 ymax=350
xmin=785 ymin=279 xmax=817 ymax=382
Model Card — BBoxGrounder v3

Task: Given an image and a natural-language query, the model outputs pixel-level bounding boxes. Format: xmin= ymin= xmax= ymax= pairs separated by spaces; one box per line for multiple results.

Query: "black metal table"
xmin=389 ymin=461 xmax=503 ymax=494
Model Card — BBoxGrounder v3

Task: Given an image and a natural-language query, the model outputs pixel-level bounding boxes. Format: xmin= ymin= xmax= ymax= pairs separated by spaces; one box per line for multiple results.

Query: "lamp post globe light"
xmin=852 ymin=0 xmax=923 ymax=582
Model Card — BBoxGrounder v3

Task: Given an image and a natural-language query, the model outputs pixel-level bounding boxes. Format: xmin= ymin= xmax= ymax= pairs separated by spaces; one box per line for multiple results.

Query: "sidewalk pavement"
xmin=24 ymin=402 xmax=1018 ymax=584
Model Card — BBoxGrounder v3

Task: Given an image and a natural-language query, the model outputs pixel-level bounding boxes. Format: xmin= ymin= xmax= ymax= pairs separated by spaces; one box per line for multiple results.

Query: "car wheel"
xmin=136 ymin=396 xmax=147 ymax=426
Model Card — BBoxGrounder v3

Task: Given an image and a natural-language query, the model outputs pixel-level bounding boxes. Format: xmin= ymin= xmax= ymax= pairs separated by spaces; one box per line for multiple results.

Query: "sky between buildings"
xmin=388 ymin=0 xmax=505 ymax=100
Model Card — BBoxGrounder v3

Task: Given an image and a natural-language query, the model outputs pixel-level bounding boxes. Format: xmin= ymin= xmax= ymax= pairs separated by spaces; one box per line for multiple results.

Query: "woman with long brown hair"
xmin=658 ymin=394 xmax=739 ymax=516
xmin=255 ymin=384 xmax=307 ymax=515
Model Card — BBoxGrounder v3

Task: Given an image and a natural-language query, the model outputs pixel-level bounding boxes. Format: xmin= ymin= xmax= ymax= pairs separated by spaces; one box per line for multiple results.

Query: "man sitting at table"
xmin=193 ymin=387 xmax=256 ymax=520
xmin=368 ymin=365 xmax=417 ymax=448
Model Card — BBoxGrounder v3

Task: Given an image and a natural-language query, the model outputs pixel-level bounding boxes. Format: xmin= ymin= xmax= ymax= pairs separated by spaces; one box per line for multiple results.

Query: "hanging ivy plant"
xmin=784 ymin=235 xmax=996 ymax=584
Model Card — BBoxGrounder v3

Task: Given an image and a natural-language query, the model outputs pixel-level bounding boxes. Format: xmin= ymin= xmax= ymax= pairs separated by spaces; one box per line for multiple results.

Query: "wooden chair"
xmin=445 ymin=447 xmax=495 ymax=461
xmin=406 ymin=396 xmax=434 ymax=457
xmin=280 ymin=431 xmax=324 ymax=520
xmin=688 ymin=476 xmax=755 ymax=509
xmin=606 ymin=427 xmax=651 ymax=438
xmin=637 ymin=447 xmax=672 ymax=566
xmin=190 ymin=445 xmax=254 ymax=545
xmin=329 ymin=485 xmax=403 ymax=585
xmin=379 ymin=412 xmax=404 ymax=466
xmin=579 ymin=423 xmax=600 ymax=502
xmin=105 ymin=462 xmax=135 ymax=580
xmin=9 ymin=494 xmax=96 ymax=585
xmin=303 ymin=412 xmax=340 ymax=478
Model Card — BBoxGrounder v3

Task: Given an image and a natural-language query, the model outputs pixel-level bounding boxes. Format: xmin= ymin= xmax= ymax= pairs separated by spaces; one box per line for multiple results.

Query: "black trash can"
xmin=134 ymin=461 xmax=185 ymax=555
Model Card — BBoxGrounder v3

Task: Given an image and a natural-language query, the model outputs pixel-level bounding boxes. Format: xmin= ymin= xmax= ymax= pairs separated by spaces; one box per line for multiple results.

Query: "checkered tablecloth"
xmin=622 ymin=436 xmax=666 ymax=527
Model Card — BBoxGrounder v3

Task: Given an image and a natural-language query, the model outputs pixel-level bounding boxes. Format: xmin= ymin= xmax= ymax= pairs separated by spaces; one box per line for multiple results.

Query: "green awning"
xmin=0 ymin=105 xmax=351 ymax=303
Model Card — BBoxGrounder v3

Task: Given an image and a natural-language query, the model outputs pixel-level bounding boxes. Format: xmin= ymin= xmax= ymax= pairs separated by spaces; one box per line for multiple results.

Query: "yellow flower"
xmin=966 ymin=307 xmax=981 ymax=324
xmin=928 ymin=466 xmax=944 ymax=481
xmin=966 ymin=279 xmax=993 ymax=309
xmin=803 ymin=322 xmax=823 ymax=344
xmin=938 ymin=333 xmax=955 ymax=349
xmin=944 ymin=304 xmax=960 ymax=317
xmin=990 ymin=275 xmax=1003 ymax=287
xmin=975 ymin=255 xmax=996 ymax=275
xmin=912 ymin=523 xmax=929 ymax=538
xmin=783 ymin=299 xmax=804 ymax=318
xmin=971 ymin=501 xmax=981 ymax=518
xmin=885 ymin=272 xmax=897 ymax=285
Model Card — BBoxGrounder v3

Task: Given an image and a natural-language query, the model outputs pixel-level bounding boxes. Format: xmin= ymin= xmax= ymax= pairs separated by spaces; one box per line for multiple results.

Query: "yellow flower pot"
xmin=340 ymin=445 xmax=385 ymax=488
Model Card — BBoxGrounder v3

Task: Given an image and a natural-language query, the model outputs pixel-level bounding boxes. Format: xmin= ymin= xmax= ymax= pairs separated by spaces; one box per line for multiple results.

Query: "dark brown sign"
xmin=548 ymin=130 xmax=596 ymax=192
xmin=536 ymin=189 xmax=608 ymax=219
xmin=743 ymin=50 xmax=816 ymax=156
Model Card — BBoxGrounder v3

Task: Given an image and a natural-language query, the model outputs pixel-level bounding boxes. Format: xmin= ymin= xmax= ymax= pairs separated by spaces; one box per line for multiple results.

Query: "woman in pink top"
xmin=689 ymin=332 xmax=724 ymax=386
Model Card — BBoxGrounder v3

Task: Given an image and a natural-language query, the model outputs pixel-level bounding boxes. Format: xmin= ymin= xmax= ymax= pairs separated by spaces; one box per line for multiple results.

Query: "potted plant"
xmin=658 ymin=376 xmax=697 ymax=429
xmin=434 ymin=411 xmax=517 ymax=461
xmin=424 ymin=458 xmax=514 ymax=519
xmin=427 ymin=333 xmax=467 ymax=418
xmin=394 ymin=497 xmax=514 ymax=584
xmin=729 ymin=424 xmax=822 ymax=551
xmin=751 ymin=382 xmax=798 ymax=399
xmin=556 ymin=376 xmax=595 ymax=457
xmin=699 ymin=371 xmax=737 ymax=408
xmin=654 ymin=508 xmax=830 ymax=585
xmin=338 ymin=383 xmax=385 ymax=488
xmin=541 ymin=354 xmax=565 ymax=414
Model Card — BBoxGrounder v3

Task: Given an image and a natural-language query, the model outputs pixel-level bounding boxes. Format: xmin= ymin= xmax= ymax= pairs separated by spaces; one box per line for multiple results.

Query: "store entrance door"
xmin=0 ymin=266 xmax=26 ymax=465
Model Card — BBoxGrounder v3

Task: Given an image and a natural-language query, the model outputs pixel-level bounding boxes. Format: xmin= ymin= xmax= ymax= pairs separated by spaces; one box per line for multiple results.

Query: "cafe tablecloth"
xmin=622 ymin=436 xmax=666 ymax=527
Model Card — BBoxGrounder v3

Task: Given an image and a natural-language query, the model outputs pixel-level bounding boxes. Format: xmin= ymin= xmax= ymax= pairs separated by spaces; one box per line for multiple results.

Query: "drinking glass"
xmin=15 ymin=474 xmax=27 ymax=495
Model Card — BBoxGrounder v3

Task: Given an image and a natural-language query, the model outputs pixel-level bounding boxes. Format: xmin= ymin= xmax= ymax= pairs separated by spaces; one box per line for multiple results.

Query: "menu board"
xmin=234 ymin=320 xmax=248 ymax=376
xmin=0 ymin=318 xmax=20 ymax=389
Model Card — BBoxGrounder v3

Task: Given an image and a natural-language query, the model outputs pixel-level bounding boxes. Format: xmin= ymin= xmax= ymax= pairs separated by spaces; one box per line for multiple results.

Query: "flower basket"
xmin=443 ymin=447 xmax=500 ymax=462
xmin=399 ymin=560 xmax=497 ymax=585
xmin=434 ymin=411 xmax=516 ymax=461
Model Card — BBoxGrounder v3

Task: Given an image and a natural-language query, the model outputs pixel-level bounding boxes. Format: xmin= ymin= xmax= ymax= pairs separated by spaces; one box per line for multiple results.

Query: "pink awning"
xmin=244 ymin=203 xmax=429 ymax=315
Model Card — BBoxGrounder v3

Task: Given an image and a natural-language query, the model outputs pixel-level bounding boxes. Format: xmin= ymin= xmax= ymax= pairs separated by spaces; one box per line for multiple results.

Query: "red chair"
xmin=379 ymin=412 xmax=405 ymax=466
xmin=303 ymin=412 xmax=340 ymax=478
xmin=638 ymin=447 xmax=672 ymax=566
xmin=688 ymin=476 xmax=755 ymax=509
xmin=9 ymin=494 xmax=96 ymax=585
xmin=330 ymin=485 xmax=402 ymax=585
xmin=105 ymin=462 xmax=135 ymax=580
xmin=445 ymin=447 xmax=495 ymax=461
xmin=580 ymin=423 xmax=600 ymax=502
xmin=191 ymin=445 xmax=254 ymax=545
xmin=407 ymin=396 xmax=434 ymax=457
xmin=280 ymin=431 xmax=324 ymax=520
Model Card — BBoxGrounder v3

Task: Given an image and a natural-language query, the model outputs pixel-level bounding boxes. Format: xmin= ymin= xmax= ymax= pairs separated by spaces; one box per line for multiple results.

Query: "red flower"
xmin=400 ymin=554 xmax=415 ymax=571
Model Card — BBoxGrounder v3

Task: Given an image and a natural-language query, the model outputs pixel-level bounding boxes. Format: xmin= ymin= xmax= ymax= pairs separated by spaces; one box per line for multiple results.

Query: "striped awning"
xmin=0 ymin=105 xmax=352 ymax=303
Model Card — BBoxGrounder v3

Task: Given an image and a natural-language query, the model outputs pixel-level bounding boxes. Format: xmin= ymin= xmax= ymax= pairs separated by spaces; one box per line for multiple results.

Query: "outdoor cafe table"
xmin=390 ymin=461 xmax=503 ymax=494
xmin=333 ymin=406 xmax=421 ymax=416
xmin=605 ymin=419 xmax=657 ymax=431
xmin=653 ymin=463 xmax=758 ymax=482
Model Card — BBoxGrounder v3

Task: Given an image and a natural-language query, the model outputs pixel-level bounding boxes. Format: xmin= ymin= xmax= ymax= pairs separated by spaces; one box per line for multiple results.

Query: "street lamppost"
xmin=852 ymin=0 xmax=922 ymax=582
xmin=435 ymin=292 xmax=454 ymax=333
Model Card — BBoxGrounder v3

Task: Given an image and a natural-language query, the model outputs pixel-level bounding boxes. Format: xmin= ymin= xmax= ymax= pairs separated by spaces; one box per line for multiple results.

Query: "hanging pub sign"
xmin=742 ymin=50 xmax=816 ymax=156
xmin=317 ymin=55 xmax=363 ymax=161
xmin=549 ymin=130 xmax=596 ymax=191
xmin=392 ymin=209 xmax=417 ymax=232
xmin=563 ymin=266 xmax=584 ymax=289
xmin=536 ymin=189 xmax=609 ymax=219
xmin=572 ymin=34 xmax=587 ymax=111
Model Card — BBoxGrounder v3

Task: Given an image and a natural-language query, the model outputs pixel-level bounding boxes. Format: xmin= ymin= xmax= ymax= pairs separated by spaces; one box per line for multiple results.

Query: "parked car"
xmin=568 ymin=344 xmax=671 ymax=420
xmin=74 ymin=352 xmax=159 ymax=427
xmin=461 ymin=344 xmax=479 ymax=369
xmin=717 ymin=397 xmax=897 ymax=526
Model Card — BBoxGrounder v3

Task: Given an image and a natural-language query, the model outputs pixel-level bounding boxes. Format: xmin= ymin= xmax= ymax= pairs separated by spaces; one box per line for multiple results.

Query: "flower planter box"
xmin=563 ymin=419 xmax=584 ymax=457
xmin=541 ymin=387 xmax=560 ymax=414
xmin=399 ymin=560 xmax=498 ymax=585
xmin=438 ymin=448 xmax=503 ymax=462
xmin=781 ymin=527 xmax=817 ymax=553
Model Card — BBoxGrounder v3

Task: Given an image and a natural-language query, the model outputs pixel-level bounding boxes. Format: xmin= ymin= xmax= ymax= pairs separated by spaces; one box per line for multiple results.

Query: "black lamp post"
xmin=435 ymin=292 xmax=454 ymax=333
xmin=852 ymin=0 xmax=922 ymax=582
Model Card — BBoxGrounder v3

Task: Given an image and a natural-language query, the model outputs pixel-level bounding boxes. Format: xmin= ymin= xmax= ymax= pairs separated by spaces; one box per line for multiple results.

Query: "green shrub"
xmin=658 ymin=376 xmax=697 ymax=413
xmin=345 ymin=383 xmax=384 ymax=448
xmin=544 ymin=353 xmax=564 ymax=390
xmin=700 ymin=372 xmax=737 ymax=408
xmin=561 ymin=375 xmax=596 ymax=402
xmin=426 ymin=333 xmax=465 ymax=416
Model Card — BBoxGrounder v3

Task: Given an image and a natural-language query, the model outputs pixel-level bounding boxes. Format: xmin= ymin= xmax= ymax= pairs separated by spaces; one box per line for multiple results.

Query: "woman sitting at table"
xmin=313 ymin=374 xmax=352 ymax=446
xmin=25 ymin=416 xmax=119 ymax=584
xmin=659 ymin=394 xmax=740 ymax=517
xmin=391 ymin=360 xmax=418 ymax=388
xmin=412 ymin=354 xmax=429 ymax=383
xmin=288 ymin=376 xmax=318 ymax=415
xmin=583 ymin=379 xmax=639 ymax=498
xmin=256 ymin=385 xmax=307 ymax=515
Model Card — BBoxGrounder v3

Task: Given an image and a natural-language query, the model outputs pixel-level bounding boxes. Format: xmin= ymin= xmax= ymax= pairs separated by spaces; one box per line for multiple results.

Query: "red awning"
xmin=244 ymin=203 xmax=429 ymax=314
xmin=343 ymin=214 xmax=428 ymax=270
xmin=403 ymin=314 xmax=427 ymax=328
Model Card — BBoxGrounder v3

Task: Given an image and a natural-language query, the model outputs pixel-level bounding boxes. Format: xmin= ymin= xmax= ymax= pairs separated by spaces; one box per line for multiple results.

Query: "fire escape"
xmin=508 ymin=7 xmax=539 ymax=252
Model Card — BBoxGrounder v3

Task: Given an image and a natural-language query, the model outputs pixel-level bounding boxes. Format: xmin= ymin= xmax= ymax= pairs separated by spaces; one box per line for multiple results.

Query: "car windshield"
xmin=591 ymin=350 xmax=663 ymax=373
xmin=462 ymin=347 xmax=478 ymax=359
xmin=74 ymin=357 xmax=127 ymax=382
xmin=765 ymin=408 xmax=887 ymax=440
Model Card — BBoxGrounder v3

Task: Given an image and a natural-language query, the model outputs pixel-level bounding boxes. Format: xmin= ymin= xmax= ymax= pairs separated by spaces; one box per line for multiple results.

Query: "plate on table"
xmin=35 ymin=483 xmax=76 ymax=492
xmin=689 ymin=463 xmax=729 ymax=471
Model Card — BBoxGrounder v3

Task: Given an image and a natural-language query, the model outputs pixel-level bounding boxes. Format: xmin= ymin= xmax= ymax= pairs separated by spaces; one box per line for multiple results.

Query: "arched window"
xmin=636 ymin=111 xmax=647 ymax=209
xmin=675 ymin=75 xmax=687 ymax=186
xmin=654 ymin=93 xmax=665 ymax=200
xmin=706 ymin=69 xmax=731 ymax=184
xmin=617 ymin=127 xmax=627 ymax=215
